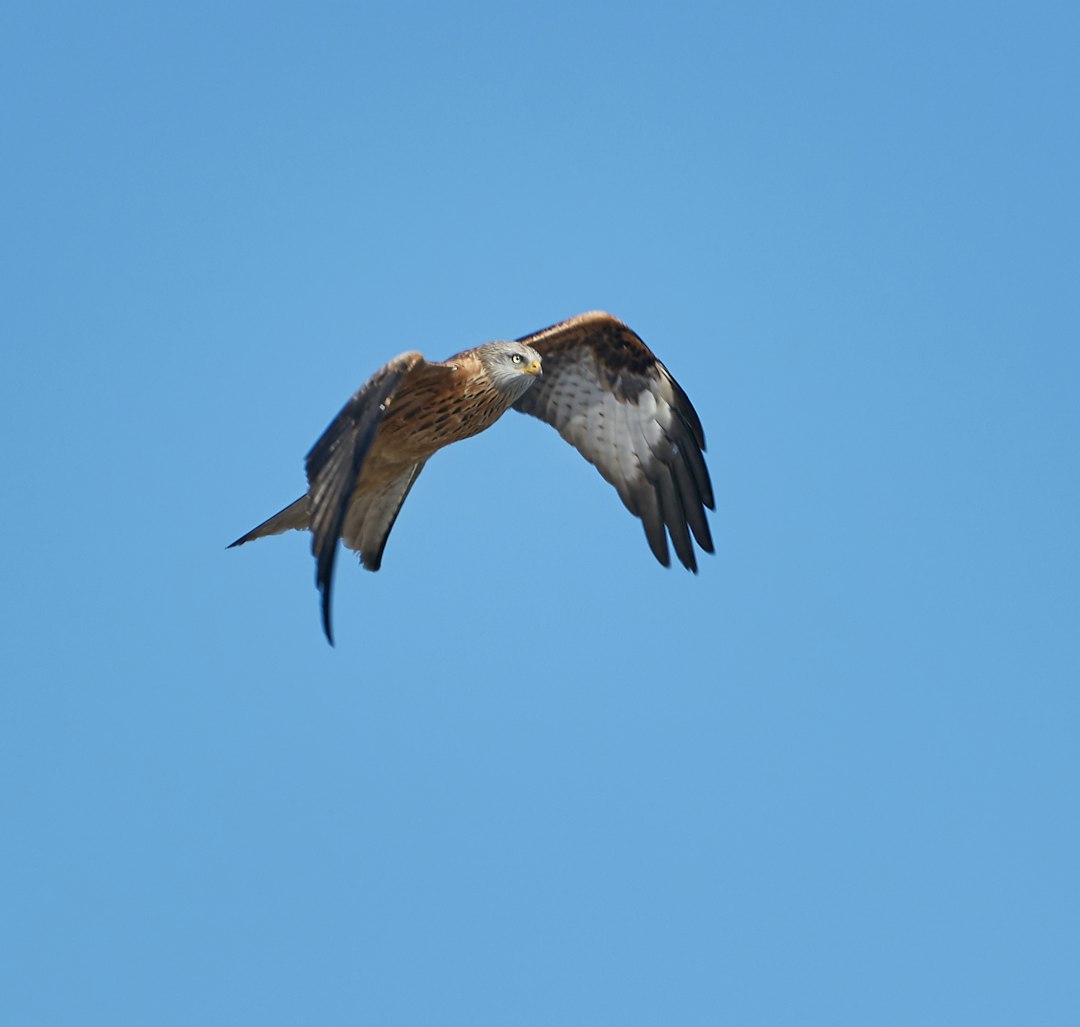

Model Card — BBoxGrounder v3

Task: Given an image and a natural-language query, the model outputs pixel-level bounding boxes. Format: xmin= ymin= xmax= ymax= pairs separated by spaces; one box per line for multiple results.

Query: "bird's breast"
xmin=375 ymin=375 xmax=511 ymax=460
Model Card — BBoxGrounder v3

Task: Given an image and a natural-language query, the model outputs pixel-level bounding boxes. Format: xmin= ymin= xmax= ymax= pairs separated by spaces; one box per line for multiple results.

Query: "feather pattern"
xmin=513 ymin=311 xmax=714 ymax=571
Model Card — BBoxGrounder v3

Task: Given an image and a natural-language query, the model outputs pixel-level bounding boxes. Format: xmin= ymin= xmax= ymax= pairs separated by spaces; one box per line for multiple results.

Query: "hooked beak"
xmin=524 ymin=359 xmax=543 ymax=377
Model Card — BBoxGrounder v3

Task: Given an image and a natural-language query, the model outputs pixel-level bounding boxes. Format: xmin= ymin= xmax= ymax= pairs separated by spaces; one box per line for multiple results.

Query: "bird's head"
xmin=479 ymin=341 xmax=543 ymax=401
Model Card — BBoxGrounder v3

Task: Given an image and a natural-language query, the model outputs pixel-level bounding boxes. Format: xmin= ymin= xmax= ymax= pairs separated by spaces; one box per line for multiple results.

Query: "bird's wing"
xmin=304 ymin=351 xmax=432 ymax=644
xmin=513 ymin=312 xmax=714 ymax=571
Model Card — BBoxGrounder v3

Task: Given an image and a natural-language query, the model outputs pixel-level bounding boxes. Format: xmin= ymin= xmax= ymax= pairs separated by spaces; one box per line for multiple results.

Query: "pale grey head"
xmin=476 ymin=340 xmax=544 ymax=403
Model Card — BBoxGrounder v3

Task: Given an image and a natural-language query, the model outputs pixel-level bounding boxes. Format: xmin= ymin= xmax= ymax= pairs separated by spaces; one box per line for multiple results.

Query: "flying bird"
xmin=229 ymin=312 xmax=714 ymax=643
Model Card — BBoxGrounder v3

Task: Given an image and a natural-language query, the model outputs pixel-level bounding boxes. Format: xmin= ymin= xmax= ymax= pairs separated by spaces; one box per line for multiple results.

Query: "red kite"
xmin=230 ymin=312 xmax=714 ymax=642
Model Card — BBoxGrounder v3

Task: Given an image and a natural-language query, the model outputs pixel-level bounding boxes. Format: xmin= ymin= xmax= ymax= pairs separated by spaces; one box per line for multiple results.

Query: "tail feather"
xmin=342 ymin=462 xmax=427 ymax=571
xmin=228 ymin=496 xmax=309 ymax=548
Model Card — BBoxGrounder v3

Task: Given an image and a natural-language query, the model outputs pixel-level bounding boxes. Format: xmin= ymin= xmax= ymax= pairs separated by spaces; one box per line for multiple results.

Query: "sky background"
xmin=2 ymin=1 xmax=1078 ymax=1024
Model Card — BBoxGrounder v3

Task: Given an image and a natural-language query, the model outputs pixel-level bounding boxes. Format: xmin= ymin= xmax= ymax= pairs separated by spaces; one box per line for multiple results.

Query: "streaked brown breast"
xmin=367 ymin=354 xmax=513 ymax=467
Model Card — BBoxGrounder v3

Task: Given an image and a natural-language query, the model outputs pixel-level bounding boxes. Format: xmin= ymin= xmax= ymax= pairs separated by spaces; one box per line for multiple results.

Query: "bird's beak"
xmin=524 ymin=360 xmax=543 ymax=377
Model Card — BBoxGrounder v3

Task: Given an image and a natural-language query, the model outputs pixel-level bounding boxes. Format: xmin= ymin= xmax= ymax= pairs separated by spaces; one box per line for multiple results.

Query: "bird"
xmin=229 ymin=311 xmax=714 ymax=643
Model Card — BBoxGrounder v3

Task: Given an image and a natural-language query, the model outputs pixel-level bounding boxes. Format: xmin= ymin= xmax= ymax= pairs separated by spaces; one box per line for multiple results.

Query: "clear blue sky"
xmin=3 ymin=1 xmax=1078 ymax=1024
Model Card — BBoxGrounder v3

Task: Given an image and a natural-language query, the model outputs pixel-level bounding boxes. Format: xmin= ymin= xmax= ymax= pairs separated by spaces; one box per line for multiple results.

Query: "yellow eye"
xmin=511 ymin=353 xmax=523 ymax=364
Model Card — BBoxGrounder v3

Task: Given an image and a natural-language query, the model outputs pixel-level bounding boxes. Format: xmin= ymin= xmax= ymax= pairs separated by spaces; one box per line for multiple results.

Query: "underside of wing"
xmin=513 ymin=312 xmax=714 ymax=571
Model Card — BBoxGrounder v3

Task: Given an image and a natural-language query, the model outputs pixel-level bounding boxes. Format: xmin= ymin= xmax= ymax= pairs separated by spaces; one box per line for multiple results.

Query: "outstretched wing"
xmin=513 ymin=312 xmax=714 ymax=571
xmin=305 ymin=351 xmax=426 ymax=644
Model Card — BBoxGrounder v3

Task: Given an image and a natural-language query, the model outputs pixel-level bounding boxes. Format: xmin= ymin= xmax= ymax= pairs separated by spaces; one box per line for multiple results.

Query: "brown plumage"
xmin=230 ymin=312 xmax=714 ymax=643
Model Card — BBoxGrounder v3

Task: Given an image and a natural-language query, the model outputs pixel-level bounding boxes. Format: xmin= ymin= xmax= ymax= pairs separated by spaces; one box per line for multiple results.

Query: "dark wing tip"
xmin=320 ymin=584 xmax=335 ymax=646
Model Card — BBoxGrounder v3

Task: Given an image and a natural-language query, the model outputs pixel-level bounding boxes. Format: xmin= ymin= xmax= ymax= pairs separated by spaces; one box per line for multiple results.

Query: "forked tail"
xmin=227 ymin=496 xmax=309 ymax=548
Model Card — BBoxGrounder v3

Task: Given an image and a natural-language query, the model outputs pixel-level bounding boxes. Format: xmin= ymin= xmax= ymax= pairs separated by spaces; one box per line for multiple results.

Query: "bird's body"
xmin=374 ymin=349 xmax=529 ymax=453
xmin=230 ymin=312 xmax=714 ymax=642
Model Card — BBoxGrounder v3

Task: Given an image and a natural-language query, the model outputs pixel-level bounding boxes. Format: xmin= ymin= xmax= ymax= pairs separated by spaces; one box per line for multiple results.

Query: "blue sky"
xmin=2 ymin=1 xmax=1078 ymax=1024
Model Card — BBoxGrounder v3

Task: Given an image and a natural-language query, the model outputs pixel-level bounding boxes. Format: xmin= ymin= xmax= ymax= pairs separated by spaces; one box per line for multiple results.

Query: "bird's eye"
xmin=511 ymin=353 xmax=523 ymax=364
